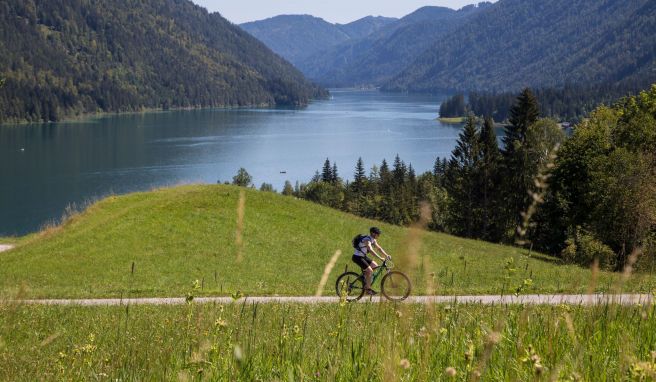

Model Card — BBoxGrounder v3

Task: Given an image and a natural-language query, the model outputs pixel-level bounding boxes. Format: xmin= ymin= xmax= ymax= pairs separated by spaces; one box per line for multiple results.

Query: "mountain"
xmin=297 ymin=4 xmax=492 ymax=87
xmin=0 ymin=0 xmax=326 ymax=123
xmin=338 ymin=16 xmax=398 ymax=39
xmin=240 ymin=15 xmax=396 ymax=68
xmin=385 ymin=0 xmax=656 ymax=93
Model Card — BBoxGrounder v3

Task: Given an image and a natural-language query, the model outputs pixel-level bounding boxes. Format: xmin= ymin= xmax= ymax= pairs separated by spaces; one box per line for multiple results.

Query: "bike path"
xmin=15 ymin=294 xmax=652 ymax=306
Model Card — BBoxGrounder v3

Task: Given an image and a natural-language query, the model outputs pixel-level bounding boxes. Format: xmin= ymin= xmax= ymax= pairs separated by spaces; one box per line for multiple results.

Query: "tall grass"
xmin=1 ymin=301 xmax=655 ymax=381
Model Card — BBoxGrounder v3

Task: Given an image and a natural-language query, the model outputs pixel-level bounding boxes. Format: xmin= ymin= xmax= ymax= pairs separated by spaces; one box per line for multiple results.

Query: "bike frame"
xmin=365 ymin=260 xmax=389 ymax=288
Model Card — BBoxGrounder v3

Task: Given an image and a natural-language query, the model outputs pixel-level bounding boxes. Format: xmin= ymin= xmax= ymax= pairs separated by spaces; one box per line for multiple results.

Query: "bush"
xmin=562 ymin=230 xmax=616 ymax=270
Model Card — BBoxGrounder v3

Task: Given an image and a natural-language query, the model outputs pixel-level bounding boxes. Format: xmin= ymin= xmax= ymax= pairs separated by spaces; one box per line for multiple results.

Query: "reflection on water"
xmin=0 ymin=90 xmax=464 ymax=235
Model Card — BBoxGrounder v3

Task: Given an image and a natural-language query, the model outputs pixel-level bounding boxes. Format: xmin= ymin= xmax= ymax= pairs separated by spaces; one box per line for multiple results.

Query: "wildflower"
xmin=445 ymin=367 xmax=457 ymax=377
xmin=395 ymin=310 xmax=403 ymax=318
xmin=399 ymin=359 xmax=411 ymax=369
xmin=214 ymin=318 xmax=227 ymax=328
xmin=440 ymin=327 xmax=448 ymax=335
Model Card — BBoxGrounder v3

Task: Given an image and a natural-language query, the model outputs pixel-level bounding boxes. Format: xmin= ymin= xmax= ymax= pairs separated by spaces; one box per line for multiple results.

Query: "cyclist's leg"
xmin=363 ymin=258 xmax=376 ymax=290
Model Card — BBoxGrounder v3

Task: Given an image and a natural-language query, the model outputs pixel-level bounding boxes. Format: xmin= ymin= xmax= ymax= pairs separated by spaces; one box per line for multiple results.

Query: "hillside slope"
xmin=298 ymin=5 xmax=491 ymax=87
xmin=1 ymin=185 xmax=649 ymax=299
xmin=385 ymin=0 xmax=656 ymax=92
xmin=240 ymin=15 xmax=396 ymax=68
xmin=0 ymin=0 xmax=326 ymax=123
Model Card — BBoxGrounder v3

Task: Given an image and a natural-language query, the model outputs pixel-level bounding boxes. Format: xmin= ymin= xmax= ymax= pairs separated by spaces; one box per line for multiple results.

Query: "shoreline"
xmin=0 ymin=99 xmax=324 ymax=126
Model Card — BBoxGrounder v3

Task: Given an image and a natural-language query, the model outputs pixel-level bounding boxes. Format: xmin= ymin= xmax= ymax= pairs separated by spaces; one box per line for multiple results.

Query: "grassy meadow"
xmin=1 ymin=185 xmax=654 ymax=299
xmin=2 ymin=300 xmax=656 ymax=381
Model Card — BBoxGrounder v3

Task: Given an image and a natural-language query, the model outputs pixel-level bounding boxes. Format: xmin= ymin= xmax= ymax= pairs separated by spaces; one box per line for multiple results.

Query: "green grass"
xmin=438 ymin=117 xmax=466 ymax=123
xmin=2 ymin=301 xmax=655 ymax=381
xmin=1 ymin=185 xmax=654 ymax=299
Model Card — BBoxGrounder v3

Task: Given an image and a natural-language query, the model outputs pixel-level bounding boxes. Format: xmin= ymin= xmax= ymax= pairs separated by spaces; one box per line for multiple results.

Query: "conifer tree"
xmin=502 ymin=88 xmax=541 ymax=235
xmin=445 ymin=116 xmax=481 ymax=237
xmin=321 ymin=158 xmax=333 ymax=182
xmin=479 ymin=117 xmax=503 ymax=241
xmin=353 ymin=157 xmax=366 ymax=193
xmin=331 ymin=162 xmax=339 ymax=183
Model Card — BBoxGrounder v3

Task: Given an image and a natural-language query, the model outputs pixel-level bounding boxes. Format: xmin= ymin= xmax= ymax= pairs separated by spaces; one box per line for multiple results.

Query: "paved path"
xmin=16 ymin=294 xmax=652 ymax=306
xmin=0 ymin=244 xmax=14 ymax=253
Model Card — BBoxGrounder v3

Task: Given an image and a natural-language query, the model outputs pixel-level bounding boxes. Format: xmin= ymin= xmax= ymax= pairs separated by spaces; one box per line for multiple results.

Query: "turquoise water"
xmin=0 ymin=90 xmax=464 ymax=235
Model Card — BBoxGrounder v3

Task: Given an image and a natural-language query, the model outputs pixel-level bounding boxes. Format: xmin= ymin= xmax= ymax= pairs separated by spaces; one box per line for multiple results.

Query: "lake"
xmin=0 ymin=90 xmax=465 ymax=235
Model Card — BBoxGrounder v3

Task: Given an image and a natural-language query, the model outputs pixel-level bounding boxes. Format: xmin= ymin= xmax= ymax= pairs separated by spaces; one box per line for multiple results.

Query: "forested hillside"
xmin=298 ymin=4 xmax=490 ymax=87
xmin=240 ymin=15 xmax=396 ymax=69
xmin=439 ymin=81 xmax=650 ymax=123
xmin=289 ymin=86 xmax=656 ymax=271
xmin=385 ymin=0 xmax=656 ymax=93
xmin=0 ymin=0 xmax=326 ymax=123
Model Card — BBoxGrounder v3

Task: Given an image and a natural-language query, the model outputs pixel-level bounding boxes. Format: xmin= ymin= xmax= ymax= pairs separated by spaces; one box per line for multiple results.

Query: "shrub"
xmin=562 ymin=230 xmax=616 ymax=271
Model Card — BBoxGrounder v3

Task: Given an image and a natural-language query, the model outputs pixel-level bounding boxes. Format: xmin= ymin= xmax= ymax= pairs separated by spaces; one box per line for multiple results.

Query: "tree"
xmin=321 ymin=158 xmax=333 ymax=183
xmin=478 ymin=117 xmax=503 ymax=241
xmin=282 ymin=181 xmax=294 ymax=196
xmin=331 ymin=162 xmax=339 ymax=183
xmin=445 ymin=116 xmax=481 ymax=237
xmin=502 ymin=88 xmax=541 ymax=236
xmin=232 ymin=168 xmax=252 ymax=187
xmin=538 ymin=86 xmax=656 ymax=268
xmin=353 ymin=157 xmax=366 ymax=193
xmin=260 ymin=183 xmax=275 ymax=192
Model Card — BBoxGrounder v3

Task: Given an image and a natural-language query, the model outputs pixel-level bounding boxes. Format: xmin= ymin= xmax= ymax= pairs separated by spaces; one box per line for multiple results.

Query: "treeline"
xmin=250 ymin=87 xmax=655 ymax=271
xmin=438 ymin=94 xmax=465 ymax=118
xmin=0 ymin=0 xmax=326 ymax=123
xmin=440 ymin=82 xmax=650 ymax=123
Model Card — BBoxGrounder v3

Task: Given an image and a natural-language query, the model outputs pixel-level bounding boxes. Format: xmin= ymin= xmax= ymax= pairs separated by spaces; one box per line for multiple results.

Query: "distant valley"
xmin=242 ymin=0 xmax=656 ymax=94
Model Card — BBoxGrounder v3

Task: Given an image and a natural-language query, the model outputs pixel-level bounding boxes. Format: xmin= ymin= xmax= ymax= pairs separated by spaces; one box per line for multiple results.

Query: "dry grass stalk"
xmin=315 ymin=250 xmax=342 ymax=297
xmin=235 ymin=190 xmax=246 ymax=263
xmin=516 ymin=144 xmax=559 ymax=247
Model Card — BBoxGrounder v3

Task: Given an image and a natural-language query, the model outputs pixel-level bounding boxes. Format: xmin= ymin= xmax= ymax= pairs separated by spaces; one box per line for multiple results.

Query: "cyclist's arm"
xmin=374 ymin=242 xmax=390 ymax=258
xmin=366 ymin=242 xmax=385 ymax=261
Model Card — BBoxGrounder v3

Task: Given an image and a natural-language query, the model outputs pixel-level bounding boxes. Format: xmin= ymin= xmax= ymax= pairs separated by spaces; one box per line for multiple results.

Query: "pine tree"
xmin=321 ymin=158 xmax=332 ymax=183
xmin=331 ymin=162 xmax=339 ymax=183
xmin=353 ymin=157 xmax=366 ymax=193
xmin=502 ymin=88 xmax=541 ymax=235
xmin=392 ymin=154 xmax=407 ymax=186
xmin=445 ymin=116 xmax=481 ymax=237
xmin=479 ymin=117 xmax=502 ymax=241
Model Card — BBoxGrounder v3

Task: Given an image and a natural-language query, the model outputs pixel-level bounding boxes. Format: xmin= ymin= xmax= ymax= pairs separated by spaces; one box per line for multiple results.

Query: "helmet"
xmin=370 ymin=227 xmax=382 ymax=235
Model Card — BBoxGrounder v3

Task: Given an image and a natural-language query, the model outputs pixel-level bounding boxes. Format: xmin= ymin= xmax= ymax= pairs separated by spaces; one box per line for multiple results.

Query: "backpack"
xmin=352 ymin=234 xmax=367 ymax=250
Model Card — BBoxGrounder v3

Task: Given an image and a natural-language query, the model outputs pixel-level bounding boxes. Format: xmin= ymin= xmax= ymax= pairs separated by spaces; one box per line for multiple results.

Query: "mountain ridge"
xmin=0 ymin=0 xmax=326 ymax=123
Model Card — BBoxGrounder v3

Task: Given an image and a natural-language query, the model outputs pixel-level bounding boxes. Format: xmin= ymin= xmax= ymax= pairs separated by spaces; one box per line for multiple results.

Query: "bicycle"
xmin=335 ymin=258 xmax=411 ymax=302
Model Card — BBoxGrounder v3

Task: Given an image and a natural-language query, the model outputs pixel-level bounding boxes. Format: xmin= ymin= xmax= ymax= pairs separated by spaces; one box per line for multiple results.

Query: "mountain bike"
xmin=335 ymin=258 xmax=411 ymax=302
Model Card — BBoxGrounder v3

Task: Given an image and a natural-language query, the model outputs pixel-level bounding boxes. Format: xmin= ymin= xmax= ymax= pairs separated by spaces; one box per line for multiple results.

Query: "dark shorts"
xmin=352 ymin=254 xmax=374 ymax=270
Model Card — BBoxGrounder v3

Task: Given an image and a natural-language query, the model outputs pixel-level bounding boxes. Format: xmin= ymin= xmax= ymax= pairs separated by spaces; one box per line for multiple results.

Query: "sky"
xmin=192 ymin=0 xmax=489 ymax=24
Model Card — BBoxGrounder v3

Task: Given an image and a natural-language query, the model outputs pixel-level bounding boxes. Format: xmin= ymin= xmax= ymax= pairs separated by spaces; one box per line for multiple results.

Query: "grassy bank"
xmin=1 ymin=185 xmax=654 ymax=298
xmin=438 ymin=117 xmax=466 ymax=123
xmin=2 ymin=301 xmax=655 ymax=381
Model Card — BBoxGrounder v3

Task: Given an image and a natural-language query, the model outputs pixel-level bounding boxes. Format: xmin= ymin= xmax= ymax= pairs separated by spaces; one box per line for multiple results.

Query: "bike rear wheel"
xmin=335 ymin=271 xmax=365 ymax=301
xmin=381 ymin=271 xmax=411 ymax=301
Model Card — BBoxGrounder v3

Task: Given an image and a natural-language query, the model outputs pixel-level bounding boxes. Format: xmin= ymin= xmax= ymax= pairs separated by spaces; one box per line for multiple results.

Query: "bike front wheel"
xmin=381 ymin=271 xmax=412 ymax=301
xmin=335 ymin=271 xmax=365 ymax=301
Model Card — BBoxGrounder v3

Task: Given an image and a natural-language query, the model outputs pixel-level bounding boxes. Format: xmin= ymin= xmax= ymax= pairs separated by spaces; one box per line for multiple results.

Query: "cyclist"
xmin=352 ymin=227 xmax=391 ymax=295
